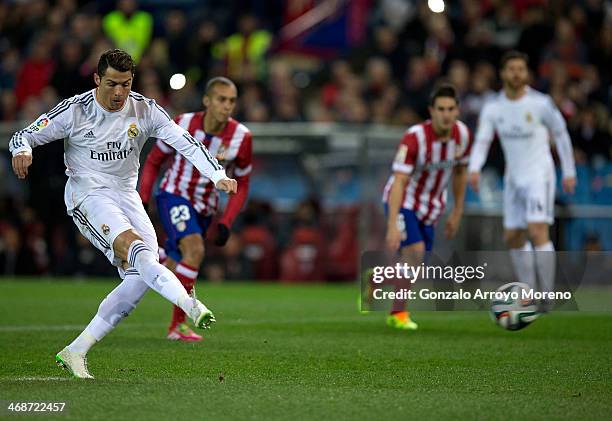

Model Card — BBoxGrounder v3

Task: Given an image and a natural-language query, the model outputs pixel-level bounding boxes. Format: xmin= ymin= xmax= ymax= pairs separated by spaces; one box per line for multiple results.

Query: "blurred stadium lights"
xmin=169 ymin=73 xmax=186 ymax=90
xmin=428 ymin=0 xmax=445 ymax=14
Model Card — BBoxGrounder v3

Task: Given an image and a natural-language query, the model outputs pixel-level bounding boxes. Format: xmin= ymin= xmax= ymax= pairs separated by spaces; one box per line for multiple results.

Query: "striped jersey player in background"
xmin=8 ymin=49 xmax=237 ymax=378
xmin=139 ymin=77 xmax=252 ymax=341
xmin=383 ymin=84 xmax=472 ymax=330
xmin=468 ymin=51 xmax=576 ymax=311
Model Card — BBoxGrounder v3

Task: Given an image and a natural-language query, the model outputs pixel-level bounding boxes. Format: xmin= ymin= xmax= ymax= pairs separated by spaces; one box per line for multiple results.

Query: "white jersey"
xmin=468 ymin=87 xmax=575 ymax=185
xmin=9 ymin=89 xmax=227 ymax=212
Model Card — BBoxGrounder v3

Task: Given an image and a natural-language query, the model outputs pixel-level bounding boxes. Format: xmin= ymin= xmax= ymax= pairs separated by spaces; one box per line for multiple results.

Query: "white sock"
xmin=67 ymin=270 xmax=149 ymax=354
xmin=127 ymin=240 xmax=195 ymax=315
xmin=67 ymin=329 xmax=97 ymax=354
xmin=534 ymin=241 xmax=556 ymax=293
xmin=509 ymin=241 xmax=536 ymax=289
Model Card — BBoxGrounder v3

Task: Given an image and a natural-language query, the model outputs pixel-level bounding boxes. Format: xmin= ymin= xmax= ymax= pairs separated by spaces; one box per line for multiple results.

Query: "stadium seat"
xmin=241 ymin=225 xmax=278 ymax=280
xmin=279 ymin=227 xmax=326 ymax=282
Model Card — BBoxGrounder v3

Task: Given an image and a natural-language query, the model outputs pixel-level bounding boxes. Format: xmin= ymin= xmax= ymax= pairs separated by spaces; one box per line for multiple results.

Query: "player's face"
xmin=429 ymin=97 xmax=459 ymax=135
xmin=94 ymin=67 xmax=133 ymax=111
xmin=501 ymin=59 xmax=528 ymax=90
xmin=203 ymin=84 xmax=237 ymax=123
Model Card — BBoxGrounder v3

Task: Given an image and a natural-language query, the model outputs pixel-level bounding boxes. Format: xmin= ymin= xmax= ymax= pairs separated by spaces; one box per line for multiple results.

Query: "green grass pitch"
xmin=1 ymin=279 xmax=611 ymax=420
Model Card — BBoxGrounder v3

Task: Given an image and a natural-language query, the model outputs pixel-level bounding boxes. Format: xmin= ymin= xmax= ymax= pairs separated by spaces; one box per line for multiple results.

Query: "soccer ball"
xmin=490 ymin=282 xmax=539 ymax=331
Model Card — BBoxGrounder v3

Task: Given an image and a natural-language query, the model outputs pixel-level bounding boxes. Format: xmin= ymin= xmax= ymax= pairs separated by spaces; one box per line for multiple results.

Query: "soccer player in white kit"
xmin=468 ymin=51 xmax=576 ymax=309
xmin=8 ymin=49 xmax=237 ymax=378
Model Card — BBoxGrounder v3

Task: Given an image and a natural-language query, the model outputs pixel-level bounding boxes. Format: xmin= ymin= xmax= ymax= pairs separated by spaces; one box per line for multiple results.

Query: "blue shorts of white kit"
xmin=156 ymin=191 xmax=212 ymax=262
xmin=384 ymin=204 xmax=435 ymax=252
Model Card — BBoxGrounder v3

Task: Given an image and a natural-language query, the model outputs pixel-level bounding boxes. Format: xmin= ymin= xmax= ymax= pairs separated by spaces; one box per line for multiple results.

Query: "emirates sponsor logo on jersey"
xmin=90 ymin=141 xmax=134 ymax=161
xmin=423 ymin=160 xmax=455 ymax=170
xmin=90 ymin=148 xmax=134 ymax=161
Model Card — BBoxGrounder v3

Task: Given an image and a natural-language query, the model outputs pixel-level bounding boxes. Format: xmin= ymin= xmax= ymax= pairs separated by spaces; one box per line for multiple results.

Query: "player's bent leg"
xmin=57 ymin=270 xmax=149 ymax=378
xmin=114 ymin=230 xmax=216 ymax=329
xmin=167 ymin=234 xmax=205 ymax=341
xmin=178 ymin=234 xmax=205 ymax=268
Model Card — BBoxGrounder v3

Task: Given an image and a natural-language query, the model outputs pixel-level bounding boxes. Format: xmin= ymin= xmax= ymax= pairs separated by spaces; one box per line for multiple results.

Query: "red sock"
xmin=170 ymin=262 xmax=199 ymax=329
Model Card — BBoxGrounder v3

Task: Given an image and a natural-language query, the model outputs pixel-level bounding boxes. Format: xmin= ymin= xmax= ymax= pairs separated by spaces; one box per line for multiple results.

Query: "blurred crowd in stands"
xmin=0 ymin=0 xmax=610 ymax=278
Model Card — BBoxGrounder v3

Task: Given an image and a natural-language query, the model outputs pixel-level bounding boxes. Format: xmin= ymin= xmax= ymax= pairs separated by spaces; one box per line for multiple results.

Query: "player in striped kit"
xmin=140 ymin=77 xmax=251 ymax=341
xmin=468 ymin=51 xmax=576 ymax=311
xmin=9 ymin=50 xmax=237 ymax=378
xmin=383 ymin=84 xmax=472 ymax=330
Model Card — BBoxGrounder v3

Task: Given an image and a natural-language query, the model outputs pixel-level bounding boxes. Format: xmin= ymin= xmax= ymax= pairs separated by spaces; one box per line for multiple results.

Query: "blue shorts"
xmin=384 ymin=204 xmax=435 ymax=251
xmin=156 ymin=191 xmax=212 ymax=262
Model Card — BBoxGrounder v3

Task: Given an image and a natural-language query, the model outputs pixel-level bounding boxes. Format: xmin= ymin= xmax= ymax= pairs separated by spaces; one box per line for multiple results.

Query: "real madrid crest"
xmin=525 ymin=112 xmax=533 ymax=123
xmin=127 ymin=123 xmax=139 ymax=138
xmin=101 ymin=224 xmax=110 ymax=235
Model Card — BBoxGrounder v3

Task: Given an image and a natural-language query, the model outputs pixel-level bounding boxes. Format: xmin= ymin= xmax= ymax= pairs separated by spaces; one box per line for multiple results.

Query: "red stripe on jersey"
xmin=411 ymin=127 xmax=433 ymax=217
xmin=185 ymin=114 xmax=203 ymax=199
xmin=173 ymin=154 xmax=186 ymax=193
xmin=423 ymin=141 xmax=448 ymax=223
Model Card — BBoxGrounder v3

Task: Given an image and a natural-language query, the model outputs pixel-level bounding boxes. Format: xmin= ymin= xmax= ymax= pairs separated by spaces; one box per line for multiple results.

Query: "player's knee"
xmin=113 ymin=230 xmax=145 ymax=262
xmin=527 ymin=224 xmax=549 ymax=246
xmin=504 ymin=230 xmax=526 ymax=248
xmin=400 ymin=242 xmax=425 ymax=262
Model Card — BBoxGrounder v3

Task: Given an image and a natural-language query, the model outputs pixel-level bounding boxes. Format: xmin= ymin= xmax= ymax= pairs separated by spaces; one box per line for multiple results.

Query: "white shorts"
xmin=503 ymin=175 xmax=555 ymax=229
xmin=69 ymin=188 xmax=158 ymax=269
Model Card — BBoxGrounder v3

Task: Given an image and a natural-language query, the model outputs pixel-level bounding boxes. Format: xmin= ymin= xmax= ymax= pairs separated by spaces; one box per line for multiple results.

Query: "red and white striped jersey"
xmin=155 ymin=111 xmax=252 ymax=216
xmin=382 ymin=120 xmax=472 ymax=225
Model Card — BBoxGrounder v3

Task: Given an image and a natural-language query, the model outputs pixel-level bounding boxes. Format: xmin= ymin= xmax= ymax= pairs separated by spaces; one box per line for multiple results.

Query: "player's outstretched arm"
xmin=149 ymin=101 xmax=237 ymax=191
xmin=9 ymin=106 xmax=71 ymax=180
xmin=215 ymin=132 xmax=253 ymax=246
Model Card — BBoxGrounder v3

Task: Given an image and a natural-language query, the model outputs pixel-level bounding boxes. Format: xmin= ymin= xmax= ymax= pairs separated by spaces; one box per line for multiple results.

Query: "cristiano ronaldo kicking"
xmin=9 ymin=49 xmax=237 ymax=378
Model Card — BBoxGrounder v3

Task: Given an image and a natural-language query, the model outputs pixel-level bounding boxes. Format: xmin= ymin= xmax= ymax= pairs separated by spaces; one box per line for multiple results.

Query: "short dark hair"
xmin=500 ymin=50 xmax=528 ymax=69
xmin=205 ymin=77 xmax=236 ymax=96
xmin=429 ymin=83 xmax=458 ymax=106
xmin=97 ymin=49 xmax=135 ymax=77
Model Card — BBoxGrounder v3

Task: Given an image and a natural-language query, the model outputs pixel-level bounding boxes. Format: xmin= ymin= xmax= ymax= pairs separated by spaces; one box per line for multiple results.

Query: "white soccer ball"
xmin=490 ymin=282 xmax=539 ymax=331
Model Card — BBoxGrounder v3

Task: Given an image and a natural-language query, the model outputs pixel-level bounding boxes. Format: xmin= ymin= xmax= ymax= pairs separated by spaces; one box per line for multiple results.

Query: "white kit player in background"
xmin=8 ymin=49 xmax=237 ymax=378
xmin=467 ymin=51 xmax=576 ymax=311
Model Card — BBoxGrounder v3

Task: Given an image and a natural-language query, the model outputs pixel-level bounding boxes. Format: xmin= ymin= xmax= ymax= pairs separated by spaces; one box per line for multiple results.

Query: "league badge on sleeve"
xmin=27 ymin=117 xmax=50 ymax=133
xmin=36 ymin=117 xmax=50 ymax=129
xmin=394 ymin=144 xmax=408 ymax=164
